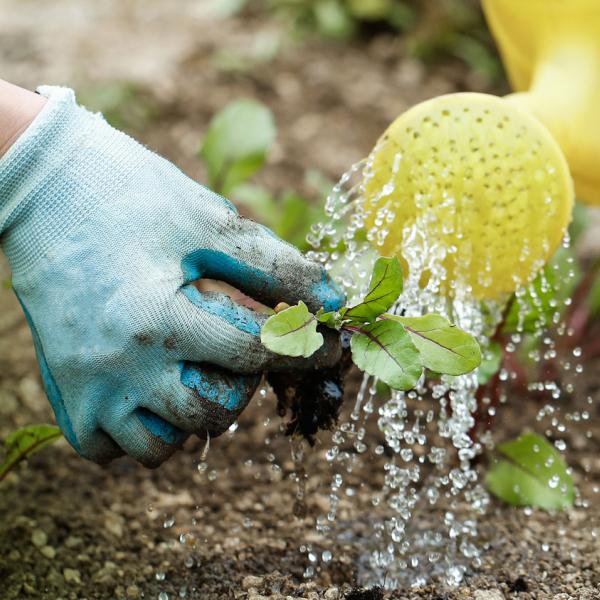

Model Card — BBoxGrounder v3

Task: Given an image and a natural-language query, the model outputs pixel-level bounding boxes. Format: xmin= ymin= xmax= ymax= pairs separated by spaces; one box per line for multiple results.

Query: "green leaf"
xmin=277 ymin=191 xmax=322 ymax=251
xmin=261 ymin=301 xmax=323 ymax=358
xmin=200 ymin=99 xmax=276 ymax=196
xmin=313 ymin=0 xmax=356 ymax=39
xmin=0 ymin=424 xmax=62 ymax=482
xmin=477 ymin=340 xmax=503 ymax=385
xmin=232 ymin=186 xmax=321 ymax=252
xmin=568 ymin=201 xmax=588 ymax=246
xmin=345 ymin=257 xmax=403 ymax=323
xmin=350 ymin=320 xmax=422 ymax=390
xmin=315 ymin=308 xmax=343 ymax=329
xmin=486 ymin=432 xmax=575 ymax=510
xmin=385 ymin=314 xmax=481 ymax=376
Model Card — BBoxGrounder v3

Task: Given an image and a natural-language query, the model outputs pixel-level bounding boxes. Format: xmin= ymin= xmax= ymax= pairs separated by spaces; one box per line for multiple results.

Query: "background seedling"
xmin=200 ymin=98 xmax=327 ymax=251
xmin=0 ymin=424 xmax=62 ymax=483
xmin=486 ymin=432 xmax=574 ymax=510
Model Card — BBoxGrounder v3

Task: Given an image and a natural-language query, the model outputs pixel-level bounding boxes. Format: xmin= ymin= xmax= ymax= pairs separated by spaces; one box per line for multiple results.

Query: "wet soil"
xmin=2 ymin=2 xmax=600 ymax=599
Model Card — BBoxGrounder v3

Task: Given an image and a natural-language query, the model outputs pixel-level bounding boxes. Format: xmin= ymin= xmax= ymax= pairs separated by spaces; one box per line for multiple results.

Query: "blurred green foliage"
xmin=259 ymin=0 xmax=502 ymax=85
xmin=265 ymin=0 xmax=415 ymax=39
xmin=199 ymin=99 xmax=329 ymax=252
xmin=200 ymin=99 xmax=276 ymax=197
xmin=78 ymin=82 xmax=158 ymax=132
xmin=0 ymin=424 xmax=62 ymax=482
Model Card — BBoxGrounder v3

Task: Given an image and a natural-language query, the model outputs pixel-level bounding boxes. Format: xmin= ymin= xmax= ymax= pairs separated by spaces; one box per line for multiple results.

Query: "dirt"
xmin=2 ymin=2 xmax=600 ymax=599
xmin=268 ymin=334 xmax=352 ymax=446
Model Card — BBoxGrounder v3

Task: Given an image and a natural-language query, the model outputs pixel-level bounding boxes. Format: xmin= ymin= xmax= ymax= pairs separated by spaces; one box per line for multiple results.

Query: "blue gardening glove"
xmin=0 ymin=87 xmax=344 ymax=467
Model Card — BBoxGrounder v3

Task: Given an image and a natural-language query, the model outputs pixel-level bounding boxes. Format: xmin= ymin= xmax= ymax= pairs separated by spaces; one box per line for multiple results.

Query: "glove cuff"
xmin=0 ymin=86 xmax=147 ymax=273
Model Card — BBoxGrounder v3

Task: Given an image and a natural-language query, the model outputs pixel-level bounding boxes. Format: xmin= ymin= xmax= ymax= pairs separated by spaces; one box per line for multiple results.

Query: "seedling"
xmin=0 ymin=424 xmax=62 ymax=482
xmin=262 ymin=256 xmax=481 ymax=438
xmin=486 ymin=432 xmax=574 ymax=510
xmin=199 ymin=99 xmax=326 ymax=251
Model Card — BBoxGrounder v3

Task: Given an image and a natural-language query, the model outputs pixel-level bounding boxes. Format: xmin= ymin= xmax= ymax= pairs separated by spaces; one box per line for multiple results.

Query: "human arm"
xmin=0 ymin=79 xmax=46 ymax=156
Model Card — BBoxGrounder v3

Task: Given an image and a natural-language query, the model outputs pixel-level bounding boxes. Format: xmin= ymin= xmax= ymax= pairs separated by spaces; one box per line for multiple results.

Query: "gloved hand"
xmin=0 ymin=86 xmax=344 ymax=467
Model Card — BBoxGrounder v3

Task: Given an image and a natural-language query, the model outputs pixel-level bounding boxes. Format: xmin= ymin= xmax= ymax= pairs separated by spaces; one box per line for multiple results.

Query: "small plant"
xmin=262 ymin=256 xmax=481 ymax=442
xmin=199 ymin=98 xmax=325 ymax=251
xmin=486 ymin=432 xmax=574 ymax=510
xmin=0 ymin=424 xmax=62 ymax=482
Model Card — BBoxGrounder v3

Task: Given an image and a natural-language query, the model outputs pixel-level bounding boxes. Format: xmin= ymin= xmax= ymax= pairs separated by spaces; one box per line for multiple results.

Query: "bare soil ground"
xmin=2 ymin=2 xmax=600 ymax=599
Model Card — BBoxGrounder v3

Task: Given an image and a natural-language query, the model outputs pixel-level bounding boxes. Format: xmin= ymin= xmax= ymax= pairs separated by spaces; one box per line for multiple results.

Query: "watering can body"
xmin=482 ymin=0 xmax=600 ymax=205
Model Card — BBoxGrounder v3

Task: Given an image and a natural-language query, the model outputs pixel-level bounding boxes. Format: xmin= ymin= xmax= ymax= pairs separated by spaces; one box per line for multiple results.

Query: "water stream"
xmin=301 ymin=154 xmax=583 ymax=587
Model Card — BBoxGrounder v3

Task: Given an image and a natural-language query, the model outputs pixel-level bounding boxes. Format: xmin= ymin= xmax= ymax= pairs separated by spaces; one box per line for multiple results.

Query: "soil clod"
xmin=345 ymin=586 xmax=384 ymax=600
xmin=267 ymin=336 xmax=352 ymax=445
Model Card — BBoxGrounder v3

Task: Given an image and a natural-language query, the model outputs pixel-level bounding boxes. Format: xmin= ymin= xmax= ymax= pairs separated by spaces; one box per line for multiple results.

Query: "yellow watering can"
xmin=363 ymin=93 xmax=573 ymax=299
xmin=362 ymin=1 xmax=600 ymax=299
xmin=482 ymin=0 xmax=600 ymax=206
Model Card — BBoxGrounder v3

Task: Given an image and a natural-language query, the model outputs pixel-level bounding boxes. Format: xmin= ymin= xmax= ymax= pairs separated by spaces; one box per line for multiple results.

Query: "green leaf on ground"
xmin=200 ymin=99 xmax=276 ymax=196
xmin=477 ymin=340 xmax=503 ymax=385
xmin=385 ymin=314 xmax=481 ymax=376
xmin=261 ymin=301 xmax=323 ymax=358
xmin=345 ymin=256 xmax=403 ymax=323
xmin=350 ymin=320 xmax=422 ymax=390
xmin=0 ymin=424 xmax=62 ymax=482
xmin=486 ymin=432 xmax=575 ymax=510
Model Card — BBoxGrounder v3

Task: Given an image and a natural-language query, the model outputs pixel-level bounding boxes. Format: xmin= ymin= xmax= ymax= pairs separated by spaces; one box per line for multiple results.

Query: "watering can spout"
xmin=482 ymin=0 xmax=600 ymax=205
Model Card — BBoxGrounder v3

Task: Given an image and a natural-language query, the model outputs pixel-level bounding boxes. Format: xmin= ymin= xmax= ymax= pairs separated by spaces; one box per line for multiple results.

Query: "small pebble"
xmin=64 ymin=536 xmax=83 ymax=549
xmin=243 ymin=575 xmax=264 ymax=590
xmin=104 ymin=513 xmax=124 ymax=538
xmin=274 ymin=302 xmax=290 ymax=313
xmin=46 ymin=569 xmax=63 ymax=587
xmin=473 ymin=591 xmax=505 ymax=600
xmin=40 ymin=545 xmax=56 ymax=559
xmin=31 ymin=530 xmax=48 ymax=548
xmin=63 ymin=568 xmax=82 ymax=585
xmin=324 ymin=588 xmax=339 ymax=600
xmin=22 ymin=582 xmax=36 ymax=594
xmin=126 ymin=584 xmax=141 ymax=598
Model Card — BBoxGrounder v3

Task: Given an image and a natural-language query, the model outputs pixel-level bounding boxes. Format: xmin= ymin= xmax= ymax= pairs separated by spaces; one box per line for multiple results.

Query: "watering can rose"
xmin=362 ymin=93 xmax=573 ymax=299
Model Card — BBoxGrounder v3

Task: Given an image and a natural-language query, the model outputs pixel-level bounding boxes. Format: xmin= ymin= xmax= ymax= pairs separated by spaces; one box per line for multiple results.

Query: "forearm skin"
xmin=0 ymin=79 xmax=46 ymax=157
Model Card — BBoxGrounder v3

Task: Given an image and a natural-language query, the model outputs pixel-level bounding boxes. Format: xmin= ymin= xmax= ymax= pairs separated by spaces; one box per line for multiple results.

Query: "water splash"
xmin=304 ymin=154 xmax=581 ymax=587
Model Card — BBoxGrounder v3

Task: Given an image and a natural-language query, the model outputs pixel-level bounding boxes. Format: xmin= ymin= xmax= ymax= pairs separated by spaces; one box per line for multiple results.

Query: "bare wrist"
xmin=0 ymin=79 xmax=47 ymax=157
